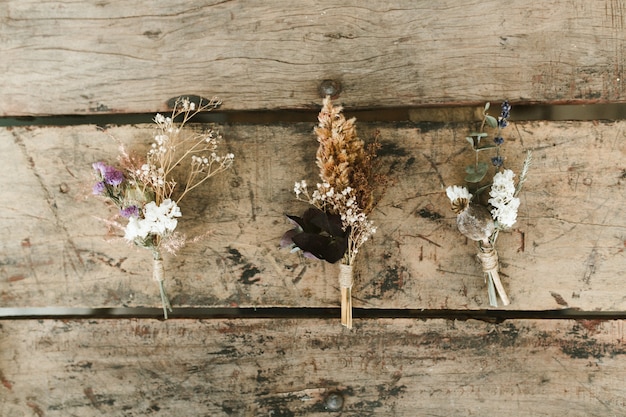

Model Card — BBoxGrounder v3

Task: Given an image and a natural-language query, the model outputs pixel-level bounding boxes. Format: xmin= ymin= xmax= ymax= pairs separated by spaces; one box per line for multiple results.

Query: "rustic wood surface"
xmin=1 ymin=120 xmax=624 ymax=310
xmin=1 ymin=318 xmax=625 ymax=416
xmin=2 ymin=0 xmax=625 ymax=116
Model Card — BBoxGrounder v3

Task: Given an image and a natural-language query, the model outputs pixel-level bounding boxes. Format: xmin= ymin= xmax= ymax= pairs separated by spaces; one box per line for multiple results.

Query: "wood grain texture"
xmin=1 ymin=0 xmax=625 ymax=116
xmin=1 ymin=120 xmax=624 ymax=310
xmin=1 ymin=318 xmax=626 ymax=416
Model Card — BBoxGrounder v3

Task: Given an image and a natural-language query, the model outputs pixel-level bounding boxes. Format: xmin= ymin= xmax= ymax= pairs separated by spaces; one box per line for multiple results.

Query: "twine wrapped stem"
xmin=339 ymin=264 xmax=353 ymax=329
xmin=477 ymin=241 xmax=510 ymax=306
xmin=153 ymin=250 xmax=173 ymax=319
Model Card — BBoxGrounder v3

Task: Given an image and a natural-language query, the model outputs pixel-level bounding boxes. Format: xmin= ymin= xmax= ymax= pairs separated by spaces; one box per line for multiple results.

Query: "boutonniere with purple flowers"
xmin=281 ymin=97 xmax=387 ymax=328
xmin=92 ymin=97 xmax=234 ymax=318
xmin=446 ymin=101 xmax=531 ymax=306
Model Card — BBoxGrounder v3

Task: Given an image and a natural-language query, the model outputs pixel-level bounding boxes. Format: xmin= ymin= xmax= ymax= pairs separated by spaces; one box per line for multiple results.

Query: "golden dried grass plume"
xmin=315 ymin=96 xmax=386 ymax=214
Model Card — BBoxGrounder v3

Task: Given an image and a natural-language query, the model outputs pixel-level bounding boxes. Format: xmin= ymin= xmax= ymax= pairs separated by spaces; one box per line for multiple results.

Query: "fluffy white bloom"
xmin=489 ymin=169 xmax=520 ymax=228
xmin=143 ymin=199 xmax=181 ymax=235
xmin=446 ymin=185 xmax=472 ymax=203
xmin=124 ymin=216 xmax=151 ymax=241
xmin=124 ymin=199 xmax=182 ymax=241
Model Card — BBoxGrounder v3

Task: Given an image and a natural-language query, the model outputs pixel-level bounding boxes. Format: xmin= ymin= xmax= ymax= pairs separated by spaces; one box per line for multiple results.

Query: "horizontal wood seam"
xmin=3 ymin=307 xmax=626 ymax=321
xmin=2 ymin=103 xmax=626 ymax=127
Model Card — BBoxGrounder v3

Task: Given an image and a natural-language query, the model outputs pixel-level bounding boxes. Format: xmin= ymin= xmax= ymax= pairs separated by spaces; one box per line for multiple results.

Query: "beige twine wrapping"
xmin=339 ymin=264 xmax=353 ymax=288
xmin=476 ymin=244 xmax=510 ymax=306
xmin=153 ymin=258 xmax=164 ymax=282
xmin=476 ymin=245 xmax=499 ymax=274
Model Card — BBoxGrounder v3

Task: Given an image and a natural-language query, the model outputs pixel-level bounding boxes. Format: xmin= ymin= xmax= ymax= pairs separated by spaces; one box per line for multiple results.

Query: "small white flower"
xmin=446 ymin=185 xmax=472 ymax=204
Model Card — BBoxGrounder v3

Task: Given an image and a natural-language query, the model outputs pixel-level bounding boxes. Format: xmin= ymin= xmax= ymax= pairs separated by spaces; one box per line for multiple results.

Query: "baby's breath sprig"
xmin=282 ymin=97 xmax=387 ymax=328
xmin=446 ymin=101 xmax=531 ymax=307
xmin=92 ymin=96 xmax=234 ymax=318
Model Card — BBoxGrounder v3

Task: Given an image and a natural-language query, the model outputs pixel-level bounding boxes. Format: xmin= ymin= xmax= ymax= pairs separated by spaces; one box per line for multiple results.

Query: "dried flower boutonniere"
xmin=281 ymin=96 xmax=386 ymax=328
xmin=92 ymin=97 xmax=234 ymax=318
xmin=446 ymin=101 xmax=531 ymax=306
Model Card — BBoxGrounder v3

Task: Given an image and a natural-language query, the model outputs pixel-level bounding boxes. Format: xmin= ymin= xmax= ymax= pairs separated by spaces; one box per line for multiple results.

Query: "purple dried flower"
xmin=104 ymin=166 xmax=124 ymax=186
xmin=92 ymin=161 xmax=124 ymax=186
xmin=92 ymin=161 xmax=107 ymax=176
xmin=494 ymin=136 xmax=504 ymax=145
xmin=120 ymin=205 xmax=139 ymax=218
xmin=497 ymin=100 xmax=511 ymax=128
xmin=92 ymin=181 xmax=106 ymax=195
xmin=491 ymin=156 xmax=504 ymax=167
xmin=500 ymin=100 xmax=511 ymax=119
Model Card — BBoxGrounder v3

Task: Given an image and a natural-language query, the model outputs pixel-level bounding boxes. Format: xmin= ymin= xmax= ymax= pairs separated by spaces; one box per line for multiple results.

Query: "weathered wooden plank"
xmin=1 ymin=120 xmax=624 ymax=310
xmin=1 ymin=0 xmax=625 ymax=116
xmin=1 ymin=318 xmax=626 ymax=416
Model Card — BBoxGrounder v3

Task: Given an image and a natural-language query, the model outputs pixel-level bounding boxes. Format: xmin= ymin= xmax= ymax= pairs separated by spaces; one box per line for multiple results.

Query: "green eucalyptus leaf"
xmin=464 ymin=162 xmax=489 ymax=183
xmin=484 ymin=102 xmax=491 ymax=111
xmin=485 ymin=115 xmax=498 ymax=128
xmin=465 ymin=136 xmax=475 ymax=147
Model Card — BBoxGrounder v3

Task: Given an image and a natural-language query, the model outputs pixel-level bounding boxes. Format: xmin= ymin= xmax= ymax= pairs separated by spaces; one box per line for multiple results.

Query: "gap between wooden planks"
xmin=1 ymin=318 xmax=626 ymax=416
xmin=4 ymin=306 xmax=626 ymax=321
xmin=3 ymin=103 xmax=626 ymax=127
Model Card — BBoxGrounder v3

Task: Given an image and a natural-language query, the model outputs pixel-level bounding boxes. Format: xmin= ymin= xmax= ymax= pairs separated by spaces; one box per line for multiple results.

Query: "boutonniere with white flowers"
xmin=446 ymin=101 xmax=531 ymax=306
xmin=281 ymin=97 xmax=388 ymax=328
xmin=92 ymin=97 xmax=234 ymax=318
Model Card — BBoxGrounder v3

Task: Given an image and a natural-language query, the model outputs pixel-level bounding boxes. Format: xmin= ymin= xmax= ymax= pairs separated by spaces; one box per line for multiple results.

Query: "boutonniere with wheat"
xmin=281 ymin=96 xmax=387 ymax=328
xmin=92 ymin=97 xmax=234 ymax=318
xmin=446 ymin=101 xmax=531 ymax=306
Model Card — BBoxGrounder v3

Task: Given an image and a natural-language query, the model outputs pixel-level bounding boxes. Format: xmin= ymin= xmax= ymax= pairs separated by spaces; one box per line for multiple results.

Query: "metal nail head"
xmin=319 ymin=80 xmax=341 ymax=98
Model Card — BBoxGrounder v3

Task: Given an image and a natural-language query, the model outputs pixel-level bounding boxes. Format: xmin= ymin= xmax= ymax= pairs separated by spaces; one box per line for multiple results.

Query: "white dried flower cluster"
xmin=124 ymin=199 xmax=181 ymax=241
xmin=180 ymin=98 xmax=196 ymax=111
xmin=187 ymin=130 xmax=233 ymax=172
xmin=293 ymin=180 xmax=307 ymax=197
xmin=446 ymin=185 xmax=472 ymax=204
xmin=149 ymin=134 xmax=170 ymax=156
xmin=489 ymin=169 xmax=520 ymax=228
xmin=136 ymin=163 xmax=168 ymax=189
xmin=154 ymin=113 xmax=176 ymax=134
xmin=190 ymin=151 xmax=234 ymax=170
xmin=294 ymin=180 xmax=376 ymax=259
